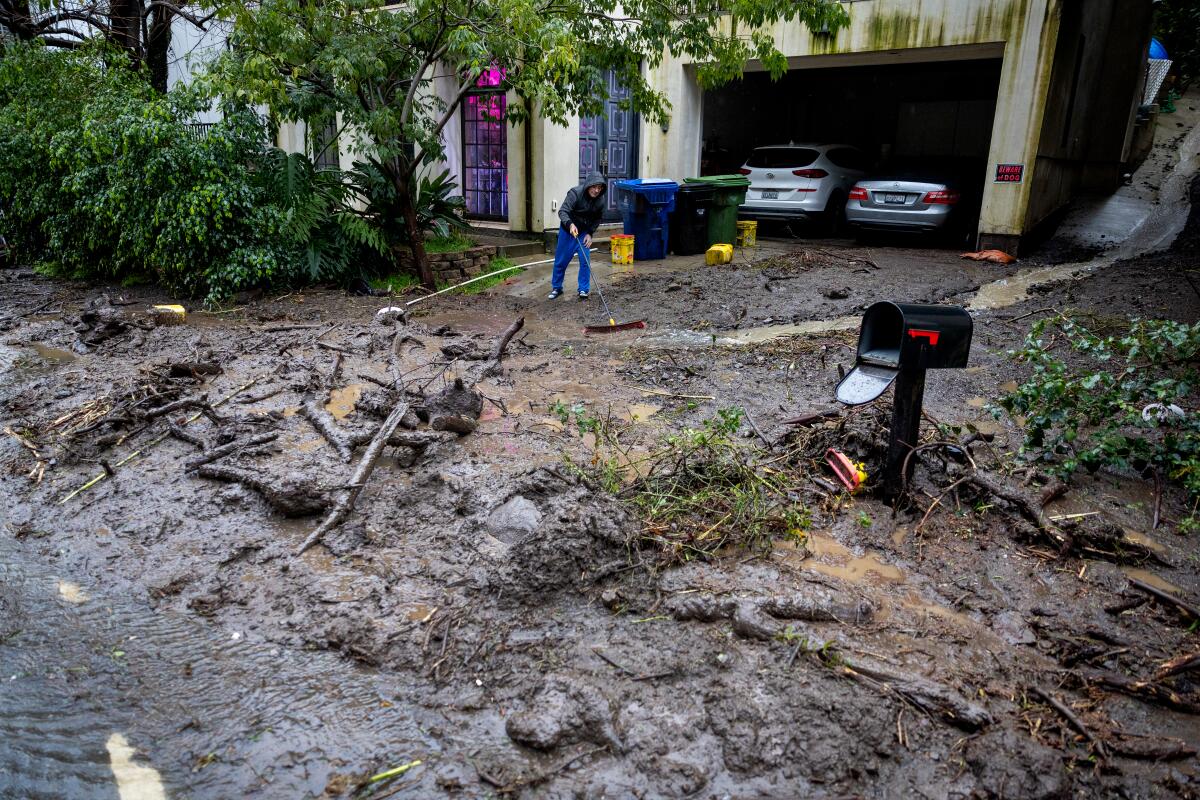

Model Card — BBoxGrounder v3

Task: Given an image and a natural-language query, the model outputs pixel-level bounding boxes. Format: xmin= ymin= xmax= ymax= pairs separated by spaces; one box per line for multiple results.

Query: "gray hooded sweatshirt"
xmin=558 ymin=172 xmax=608 ymax=236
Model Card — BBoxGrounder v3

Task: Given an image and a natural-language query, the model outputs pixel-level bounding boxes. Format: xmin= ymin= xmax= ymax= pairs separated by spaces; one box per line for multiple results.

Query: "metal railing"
xmin=184 ymin=123 xmax=216 ymax=141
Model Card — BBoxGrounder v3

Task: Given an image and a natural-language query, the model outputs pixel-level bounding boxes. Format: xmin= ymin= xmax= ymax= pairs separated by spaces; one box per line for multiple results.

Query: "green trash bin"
xmin=684 ymin=175 xmax=751 ymax=246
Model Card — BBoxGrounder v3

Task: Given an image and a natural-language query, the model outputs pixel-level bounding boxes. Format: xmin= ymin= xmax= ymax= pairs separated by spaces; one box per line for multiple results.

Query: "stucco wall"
xmin=1025 ymin=0 xmax=1152 ymax=236
xmin=165 ymin=18 xmax=233 ymax=125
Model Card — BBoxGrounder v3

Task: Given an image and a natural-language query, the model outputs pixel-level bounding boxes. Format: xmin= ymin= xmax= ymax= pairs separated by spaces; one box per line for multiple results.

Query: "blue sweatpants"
xmin=550 ymin=230 xmax=590 ymax=293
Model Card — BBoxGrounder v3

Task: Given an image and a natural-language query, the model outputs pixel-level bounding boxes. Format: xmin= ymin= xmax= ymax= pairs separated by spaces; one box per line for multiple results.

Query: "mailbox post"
xmin=835 ymin=302 xmax=973 ymax=497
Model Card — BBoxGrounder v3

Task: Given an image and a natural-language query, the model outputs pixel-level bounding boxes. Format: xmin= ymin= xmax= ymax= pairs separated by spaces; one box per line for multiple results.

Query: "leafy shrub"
xmin=346 ymin=158 xmax=469 ymax=250
xmin=999 ymin=314 xmax=1200 ymax=526
xmin=0 ymin=43 xmax=352 ymax=303
xmin=258 ymin=148 xmax=388 ymax=283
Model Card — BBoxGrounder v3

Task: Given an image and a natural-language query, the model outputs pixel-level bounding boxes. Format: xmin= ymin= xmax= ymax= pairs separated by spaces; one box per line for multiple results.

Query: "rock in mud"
xmin=487 ymin=496 xmax=542 ymax=544
xmin=419 ymin=378 xmax=482 ymax=422
xmin=489 ymin=469 xmax=632 ymax=600
xmin=430 ymin=413 xmax=477 ymax=435
xmin=373 ymin=306 xmax=406 ymax=325
xmin=505 ymin=676 xmax=623 ymax=752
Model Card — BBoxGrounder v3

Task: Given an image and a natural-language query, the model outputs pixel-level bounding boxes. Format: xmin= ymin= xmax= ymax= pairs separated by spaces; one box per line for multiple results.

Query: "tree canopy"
xmin=1 ymin=0 xmax=218 ymax=91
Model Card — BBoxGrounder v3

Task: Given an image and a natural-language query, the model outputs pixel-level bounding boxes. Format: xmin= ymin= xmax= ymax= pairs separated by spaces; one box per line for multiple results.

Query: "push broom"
xmin=575 ymin=235 xmax=646 ymax=334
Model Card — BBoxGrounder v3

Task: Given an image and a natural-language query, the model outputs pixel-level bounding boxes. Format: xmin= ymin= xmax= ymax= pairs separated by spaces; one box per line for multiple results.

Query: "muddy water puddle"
xmin=776 ymin=534 xmax=906 ymax=585
xmin=325 ymin=383 xmax=365 ymax=420
xmin=28 ymin=343 xmax=78 ymax=364
xmin=1121 ymin=566 xmax=1184 ymax=596
xmin=416 ymin=309 xmax=565 ymax=345
xmin=0 ymin=537 xmax=450 ymax=798
xmin=0 ymin=342 xmax=80 ymax=380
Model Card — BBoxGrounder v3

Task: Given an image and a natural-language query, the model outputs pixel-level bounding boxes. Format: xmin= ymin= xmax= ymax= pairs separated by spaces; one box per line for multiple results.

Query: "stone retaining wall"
xmin=395 ymin=245 xmax=497 ymax=283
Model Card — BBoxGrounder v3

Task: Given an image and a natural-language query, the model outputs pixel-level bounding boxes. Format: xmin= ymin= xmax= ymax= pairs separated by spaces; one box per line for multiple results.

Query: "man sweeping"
xmin=549 ymin=172 xmax=607 ymax=300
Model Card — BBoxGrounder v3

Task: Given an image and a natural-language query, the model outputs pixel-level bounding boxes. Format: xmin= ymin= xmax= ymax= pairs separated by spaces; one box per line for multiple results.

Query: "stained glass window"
xmin=463 ymin=69 xmax=508 ymax=219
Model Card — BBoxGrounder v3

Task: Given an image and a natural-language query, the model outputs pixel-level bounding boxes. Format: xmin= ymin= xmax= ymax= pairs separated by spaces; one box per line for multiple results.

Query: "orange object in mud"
xmin=960 ymin=249 xmax=1016 ymax=264
xmin=825 ymin=448 xmax=866 ymax=492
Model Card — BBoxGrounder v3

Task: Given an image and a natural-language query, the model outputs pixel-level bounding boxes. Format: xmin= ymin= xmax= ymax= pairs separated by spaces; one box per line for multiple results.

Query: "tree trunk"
xmin=108 ymin=0 xmax=143 ymax=64
xmin=146 ymin=5 xmax=172 ymax=94
xmin=2 ymin=0 xmax=36 ymax=40
xmin=394 ymin=170 xmax=436 ymax=290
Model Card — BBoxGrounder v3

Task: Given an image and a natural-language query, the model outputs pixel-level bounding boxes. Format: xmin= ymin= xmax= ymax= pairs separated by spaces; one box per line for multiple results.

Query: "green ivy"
xmin=998 ymin=314 xmax=1200 ymax=527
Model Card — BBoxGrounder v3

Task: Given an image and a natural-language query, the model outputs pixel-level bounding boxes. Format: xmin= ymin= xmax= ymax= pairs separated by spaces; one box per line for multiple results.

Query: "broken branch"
xmin=1128 ymin=578 xmax=1200 ymax=621
xmin=296 ymin=401 xmax=411 ymax=556
xmin=301 ymin=395 xmax=355 ymax=462
xmin=184 ymin=432 xmax=280 ymax=470
xmin=1031 ymin=687 xmax=1107 ymax=760
xmin=1156 ymin=651 xmax=1200 ymax=681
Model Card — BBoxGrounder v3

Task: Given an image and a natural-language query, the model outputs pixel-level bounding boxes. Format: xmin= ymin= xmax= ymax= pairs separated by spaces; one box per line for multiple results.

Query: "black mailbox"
xmin=834 ymin=302 xmax=973 ymax=496
xmin=836 ymin=302 xmax=972 ymax=406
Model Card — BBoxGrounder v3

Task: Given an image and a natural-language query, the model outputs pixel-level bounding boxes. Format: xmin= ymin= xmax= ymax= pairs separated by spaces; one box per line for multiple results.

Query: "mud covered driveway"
xmin=1 ymin=223 xmax=1198 ymax=799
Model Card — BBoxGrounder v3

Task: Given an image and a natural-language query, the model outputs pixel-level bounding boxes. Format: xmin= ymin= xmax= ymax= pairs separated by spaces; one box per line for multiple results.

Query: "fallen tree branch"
xmin=345 ymin=428 xmax=454 ymax=450
xmin=965 ymin=471 xmax=1068 ymax=551
xmin=1079 ymin=669 xmax=1200 ymax=714
xmin=1155 ymin=651 xmax=1200 ymax=681
xmin=296 ymin=401 xmax=411 ymax=556
xmin=1128 ymin=578 xmax=1200 ymax=621
xmin=1104 ymin=595 xmax=1149 ymax=615
xmin=196 ymin=464 xmax=329 ymax=516
xmin=1031 ymin=687 xmax=1108 ymax=760
xmin=140 ymin=397 xmax=219 ymax=421
xmin=185 ymin=432 xmax=280 ymax=470
xmin=744 ymin=409 xmax=774 ymax=450
xmin=1108 ymin=731 xmax=1197 ymax=761
xmin=60 ymin=377 xmax=260 ymax=504
xmin=591 ymin=647 xmax=674 ymax=681
xmin=840 ymin=661 xmax=992 ymax=731
xmin=301 ymin=395 xmax=355 ymax=462
xmin=476 ymin=316 xmax=524 ymax=380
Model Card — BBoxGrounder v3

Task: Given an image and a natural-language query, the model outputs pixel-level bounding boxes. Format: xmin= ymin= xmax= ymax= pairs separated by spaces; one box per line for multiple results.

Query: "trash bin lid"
xmin=835 ymin=363 xmax=899 ymax=406
xmin=616 ymin=178 xmax=679 ymax=190
xmin=685 ymin=175 xmax=751 ymax=188
xmin=675 ymin=183 xmax=716 ymax=196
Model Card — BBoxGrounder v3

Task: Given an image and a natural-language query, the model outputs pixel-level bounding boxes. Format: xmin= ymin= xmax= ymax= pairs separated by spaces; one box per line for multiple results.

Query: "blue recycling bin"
xmin=615 ymin=179 xmax=679 ymax=261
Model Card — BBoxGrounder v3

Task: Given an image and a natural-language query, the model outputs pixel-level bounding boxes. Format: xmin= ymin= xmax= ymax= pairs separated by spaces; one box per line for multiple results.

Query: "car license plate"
xmin=761 ymin=190 xmax=778 ymax=200
xmin=884 ymin=193 xmax=905 ymax=204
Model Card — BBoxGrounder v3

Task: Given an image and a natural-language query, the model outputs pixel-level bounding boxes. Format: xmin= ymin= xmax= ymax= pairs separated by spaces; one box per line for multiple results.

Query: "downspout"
xmin=523 ymin=93 xmax=534 ymax=234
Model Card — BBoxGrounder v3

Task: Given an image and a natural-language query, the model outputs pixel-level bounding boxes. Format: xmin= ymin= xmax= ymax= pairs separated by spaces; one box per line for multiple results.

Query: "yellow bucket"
xmin=706 ymin=244 xmax=734 ymax=265
xmin=611 ymin=234 xmax=634 ymax=265
xmin=736 ymin=220 xmax=757 ymax=247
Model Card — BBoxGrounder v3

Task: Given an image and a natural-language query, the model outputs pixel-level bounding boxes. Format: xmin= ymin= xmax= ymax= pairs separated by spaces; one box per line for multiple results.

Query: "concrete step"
xmin=468 ymin=231 xmax=547 ymax=259
xmin=495 ymin=240 xmax=545 ymax=259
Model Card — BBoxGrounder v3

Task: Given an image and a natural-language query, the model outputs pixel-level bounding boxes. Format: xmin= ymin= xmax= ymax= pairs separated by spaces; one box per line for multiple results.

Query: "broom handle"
xmin=575 ymin=235 xmax=615 ymax=323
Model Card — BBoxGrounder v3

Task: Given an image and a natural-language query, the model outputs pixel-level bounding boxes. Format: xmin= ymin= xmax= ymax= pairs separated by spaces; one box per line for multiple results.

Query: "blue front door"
xmin=579 ymin=71 xmax=639 ymax=222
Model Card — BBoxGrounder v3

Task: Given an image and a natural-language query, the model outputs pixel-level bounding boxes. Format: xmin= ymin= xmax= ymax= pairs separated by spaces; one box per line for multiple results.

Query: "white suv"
xmin=738 ymin=144 xmax=868 ymax=233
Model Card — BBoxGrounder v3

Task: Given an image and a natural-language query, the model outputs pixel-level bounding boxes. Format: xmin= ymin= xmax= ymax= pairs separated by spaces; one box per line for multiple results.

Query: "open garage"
xmin=700 ymin=54 xmax=1003 ymax=235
